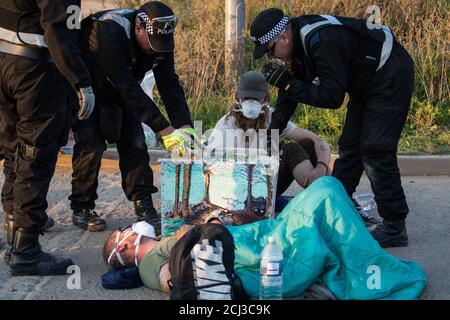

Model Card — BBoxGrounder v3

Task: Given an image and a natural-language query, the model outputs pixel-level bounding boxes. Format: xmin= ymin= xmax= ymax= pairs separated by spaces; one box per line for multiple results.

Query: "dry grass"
xmin=113 ymin=0 xmax=449 ymax=153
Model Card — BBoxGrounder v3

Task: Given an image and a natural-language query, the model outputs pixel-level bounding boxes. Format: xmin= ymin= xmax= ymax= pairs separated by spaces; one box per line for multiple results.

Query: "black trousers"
xmin=0 ymin=53 xmax=71 ymax=230
xmin=332 ymin=41 xmax=414 ymax=221
xmin=69 ymin=103 xmax=158 ymax=210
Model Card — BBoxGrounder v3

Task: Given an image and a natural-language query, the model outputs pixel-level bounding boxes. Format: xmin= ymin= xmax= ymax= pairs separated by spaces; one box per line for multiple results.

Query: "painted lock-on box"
xmin=159 ymin=150 xmax=279 ymax=237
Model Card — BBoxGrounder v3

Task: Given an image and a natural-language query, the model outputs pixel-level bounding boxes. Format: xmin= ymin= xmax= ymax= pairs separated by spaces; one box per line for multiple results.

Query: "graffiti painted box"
xmin=159 ymin=150 xmax=279 ymax=237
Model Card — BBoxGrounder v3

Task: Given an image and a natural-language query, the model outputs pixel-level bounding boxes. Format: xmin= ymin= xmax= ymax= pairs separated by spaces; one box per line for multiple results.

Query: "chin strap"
xmin=134 ymin=234 xmax=142 ymax=267
xmin=107 ymin=229 xmax=134 ymax=266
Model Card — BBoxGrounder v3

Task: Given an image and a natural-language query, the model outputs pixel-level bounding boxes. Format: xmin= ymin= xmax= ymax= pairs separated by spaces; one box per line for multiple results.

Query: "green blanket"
xmin=229 ymin=176 xmax=427 ymax=300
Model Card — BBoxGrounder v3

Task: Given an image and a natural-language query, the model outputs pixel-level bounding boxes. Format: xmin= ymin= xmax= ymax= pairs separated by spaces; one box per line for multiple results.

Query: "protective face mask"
xmin=131 ymin=221 xmax=156 ymax=267
xmin=240 ymin=100 xmax=264 ymax=120
xmin=107 ymin=222 xmax=156 ymax=267
xmin=132 ymin=221 xmax=156 ymax=239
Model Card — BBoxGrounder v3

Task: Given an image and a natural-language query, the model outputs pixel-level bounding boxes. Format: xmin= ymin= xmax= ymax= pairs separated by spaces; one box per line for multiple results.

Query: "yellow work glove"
xmin=180 ymin=127 xmax=197 ymax=139
xmin=180 ymin=127 xmax=202 ymax=150
xmin=162 ymin=130 xmax=186 ymax=157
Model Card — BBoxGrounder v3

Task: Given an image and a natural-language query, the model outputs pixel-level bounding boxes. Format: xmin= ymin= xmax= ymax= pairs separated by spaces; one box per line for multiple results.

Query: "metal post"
xmin=225 ymin=0 xmax=245 ymax=89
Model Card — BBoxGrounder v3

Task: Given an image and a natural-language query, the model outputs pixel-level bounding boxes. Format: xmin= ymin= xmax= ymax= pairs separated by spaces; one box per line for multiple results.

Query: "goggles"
xmin=137 ymin=13 xmax=178 ymax=35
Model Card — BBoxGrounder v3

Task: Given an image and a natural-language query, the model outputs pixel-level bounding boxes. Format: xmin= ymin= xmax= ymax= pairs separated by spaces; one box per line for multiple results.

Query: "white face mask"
xmin=132 ymin=221 xmax=156 ymax=239
xmin=107 ymin=221 xmax=156 ymax=267
xmin=239 ymin=99 xmax=264 ymax=120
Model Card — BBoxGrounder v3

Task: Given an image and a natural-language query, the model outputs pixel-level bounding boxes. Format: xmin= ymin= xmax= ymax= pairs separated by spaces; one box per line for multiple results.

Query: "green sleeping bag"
xmin=229 ymin=176 xmax=427 ymax=300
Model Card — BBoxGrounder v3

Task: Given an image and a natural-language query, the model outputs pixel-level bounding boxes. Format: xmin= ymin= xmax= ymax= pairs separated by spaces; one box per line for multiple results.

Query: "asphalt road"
xmin=0 ymin=166 xmax=449 ymax=300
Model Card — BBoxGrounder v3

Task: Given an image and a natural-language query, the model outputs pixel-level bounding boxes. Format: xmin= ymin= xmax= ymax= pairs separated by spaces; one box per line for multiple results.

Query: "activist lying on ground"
xmin=102 ymin=176 xmax=427 ymax=299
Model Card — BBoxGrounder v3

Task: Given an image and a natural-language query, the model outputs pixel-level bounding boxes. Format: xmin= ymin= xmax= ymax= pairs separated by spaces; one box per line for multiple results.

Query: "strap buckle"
xmin=19 ymin=144 xmax=37 ymax=159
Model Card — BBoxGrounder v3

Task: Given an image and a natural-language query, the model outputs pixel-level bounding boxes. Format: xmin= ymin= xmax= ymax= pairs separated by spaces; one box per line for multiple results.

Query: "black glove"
xmin=77 ymin=86 xmax=95 ymax=120
xmin=263 ymin=61 xmax=292 ymax=91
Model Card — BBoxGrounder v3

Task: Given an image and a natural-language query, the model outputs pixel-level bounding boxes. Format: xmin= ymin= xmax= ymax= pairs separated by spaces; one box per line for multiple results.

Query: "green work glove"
xmin=263 ymin=60 xmax=292 ymax=91
xmin=179 ymin=127 xmax=204 ymax=159
xmin=180 ymin=127 xmax=202 ymax=148
xmin=180 ymin=127 xmax=197 ymax=139
xmin=161 ymin=130 xmax=186 ymax=157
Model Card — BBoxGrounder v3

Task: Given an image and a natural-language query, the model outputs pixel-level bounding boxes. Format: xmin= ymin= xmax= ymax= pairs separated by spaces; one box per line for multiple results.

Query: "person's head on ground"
xmin=102 ymin=221 xmax=158 ymax=268
xmin=228 ymin=71 xmax=271 ymax=130
xmin=135 ymin=1 xmax=177 ymax=54
xmin=250 ymin=8 xmax=294 ymax=63
xmin=102 ymin=223 xmax=196 ymax=269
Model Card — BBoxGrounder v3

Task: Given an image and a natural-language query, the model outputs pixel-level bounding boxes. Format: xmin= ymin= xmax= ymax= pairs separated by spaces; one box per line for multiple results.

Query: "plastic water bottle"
xmin=353 ymin=193 xmax=380 ymax=227
xmin=259 ymin=236 xmax=283 ymax=300
xmin=354 ymin=193 xmax=376 ymax=212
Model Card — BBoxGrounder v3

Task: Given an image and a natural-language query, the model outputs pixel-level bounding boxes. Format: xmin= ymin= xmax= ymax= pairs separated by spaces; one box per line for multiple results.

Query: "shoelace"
xmin=87 ymin=209 xmax=99 ymax=217
xmin=358 ymin=210 xmax=373 ymax=221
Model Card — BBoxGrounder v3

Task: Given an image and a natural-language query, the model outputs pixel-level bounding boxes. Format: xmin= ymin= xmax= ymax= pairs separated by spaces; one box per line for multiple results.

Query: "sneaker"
xmin=352 ymin=198 xmax=381 ymax=228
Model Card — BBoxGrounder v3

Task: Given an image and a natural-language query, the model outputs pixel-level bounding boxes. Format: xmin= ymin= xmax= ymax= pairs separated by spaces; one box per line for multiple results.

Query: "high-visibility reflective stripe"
xmin=299 ymin=15 xmax=342 ymax=56
xmin=0 ymin=26 xmax=47 ymax=47
xmin=299 ymin=15 xmax=394 ymax=73
xmin=376 ymin=26 xmax=393 ymax=71
xmin=98 ymin=9 xmax=133 ymax=39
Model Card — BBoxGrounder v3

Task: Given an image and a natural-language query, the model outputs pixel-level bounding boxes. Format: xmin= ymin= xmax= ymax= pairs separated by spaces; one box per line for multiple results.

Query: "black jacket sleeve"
xmin=89 ymin=23 xmax=170 ymax=133
xmin=269 ymin=27 xmax=353 ymax=132
xmin=286 ymin=27 xmax=352 ymax=109
xmin=268 ymin=90 xmax=299 ymax=133
xmin=153 ymin=52 xmax=193 ymax=129
xmin=37 ymin=0 xmax=91 ymax=88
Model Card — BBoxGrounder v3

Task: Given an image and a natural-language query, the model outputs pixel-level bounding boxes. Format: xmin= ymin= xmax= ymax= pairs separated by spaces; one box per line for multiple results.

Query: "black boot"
xmin=9 ymin=227 xmax=74 ymax=276
xmin=370 ymin=219 xmax=408 ymax=248
xmin=134 ymin=195 xmax=161 ymax=236
xmin=5 ymin=214 xmax=54 ymax=265
xmin=4 ymin=212 xmax=15 ymax=265
xmin=72 ymin=208 xmax=106 ymax=232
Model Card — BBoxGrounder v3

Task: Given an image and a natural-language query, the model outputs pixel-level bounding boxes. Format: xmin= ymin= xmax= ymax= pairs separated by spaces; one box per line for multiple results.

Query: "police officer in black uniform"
xmin=0 ymin=0 xmax=95 ymax=275
xmin=250 ymin=9 xmax=414 ymax=248
xmin=69 ymin=1 xmax=195 ymax=234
